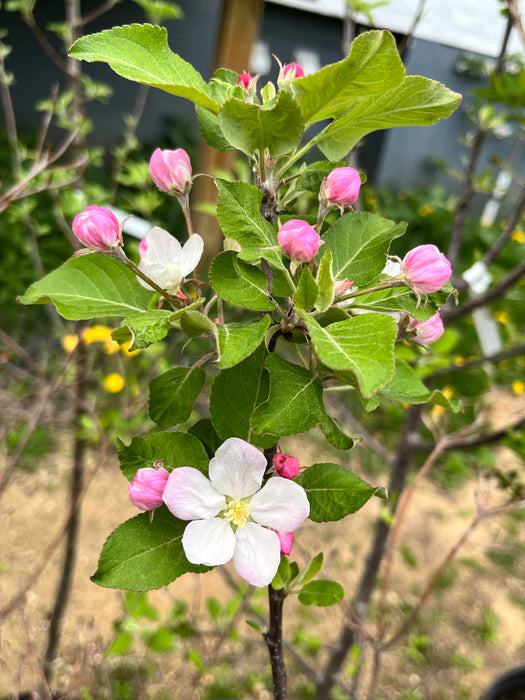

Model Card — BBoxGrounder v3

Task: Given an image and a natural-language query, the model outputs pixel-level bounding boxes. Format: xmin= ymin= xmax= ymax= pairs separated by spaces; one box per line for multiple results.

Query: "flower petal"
xmin=182 ymin=518 xmax=235 ymax=566
xmin=209 ymin=438 xmax=266 ymax=499
xmin=232 ymin=522 xmax=281 ymax=587
xmin=180 ymin=234 xmax=204 ymax=277
xmin=144 ymin=227 xmax=182 ymax=264
xmin=249 ymin=477 xmax=310 ymax=532
xmin=163 ymin=467 xmax=226 ymax=520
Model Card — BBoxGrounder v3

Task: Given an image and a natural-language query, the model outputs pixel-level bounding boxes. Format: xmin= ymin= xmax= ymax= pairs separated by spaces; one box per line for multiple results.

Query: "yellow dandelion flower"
xmin=494 ymin=311 xmax=510 ymax=324
xmin=480 ymin=217 xmax=492 ymax=228
xmin=454 ymin=357 xmax=465 ymax=366
xmin=417 ymin=204 xmax=434 ymax=217
xmin=512 ymin=380 xmax=525 ymax=396
xmin=511 ymin=230 xmax=524 ymax=244
xmin=121 ymin=340 xmax=141 ymax=357
xmin=102 ymin=373 xmax=125 ymax=393
xmin=102 ymin=338 xmax=120 ymax=355
xmin=61 ymin=334 xmax=79 ymax=353
xmin=83 ymin=325 xmax=113 ymax=345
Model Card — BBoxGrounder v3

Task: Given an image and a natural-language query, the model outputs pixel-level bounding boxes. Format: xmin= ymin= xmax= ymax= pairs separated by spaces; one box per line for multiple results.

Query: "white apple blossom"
xmin=137 ymin=226 xmax=203 ymax=294
xmin=162 ymin=437 xmax=310 ymax=587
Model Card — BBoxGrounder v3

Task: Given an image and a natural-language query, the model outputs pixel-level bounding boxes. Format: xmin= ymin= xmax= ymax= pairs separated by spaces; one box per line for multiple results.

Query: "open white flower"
xmin=137 ymin=226 xmax=203 ymax=294
xmin=163 ymin=437 xmax=310 ymax=587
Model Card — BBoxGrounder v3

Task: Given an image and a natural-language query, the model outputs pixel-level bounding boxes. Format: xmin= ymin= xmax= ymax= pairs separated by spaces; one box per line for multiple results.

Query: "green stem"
xmin=337 ymin=279 xmax=405 ymax=303
xmin=120 ymin=254 xmax=184 ymax=310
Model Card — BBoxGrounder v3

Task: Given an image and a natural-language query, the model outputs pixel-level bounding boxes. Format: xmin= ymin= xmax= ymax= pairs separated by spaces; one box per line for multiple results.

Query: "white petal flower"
xmin=137 ymin=227 xmax=204 ymax=294
xmin=163 ymin=437 xmax=310 ymax=587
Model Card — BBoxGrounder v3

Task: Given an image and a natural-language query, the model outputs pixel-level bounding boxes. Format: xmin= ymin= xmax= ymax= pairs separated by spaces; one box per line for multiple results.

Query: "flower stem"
xmin=337 ymin=279 xmax=405 ymax=303
xmin=119 ymin=253 xmax=184 ymax=310
xmin=264 ymin=584 xmax=288 ymax=700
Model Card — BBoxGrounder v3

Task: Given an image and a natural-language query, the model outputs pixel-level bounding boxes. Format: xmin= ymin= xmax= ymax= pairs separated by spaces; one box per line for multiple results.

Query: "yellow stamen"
xmin=224 ymin=499 xmax=250 ymax=527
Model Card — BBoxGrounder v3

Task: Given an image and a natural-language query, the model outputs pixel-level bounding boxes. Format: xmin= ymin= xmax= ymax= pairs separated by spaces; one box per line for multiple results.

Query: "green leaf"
xmin=91 ymin=506 xmax=210 ymax=590
xmin=144 ymin=626 xmax=175 ymax=652
xmin=293 ymin=267 xmax=319 ymax=310
xmin=299 ymin=463 xmax=377 ymax=522
xmin=294 ymin=30 xmax=405 ymax=124
xmin=218 ymin=90 xmax=304 ymax=158
xmin=196 ymin=104 xmax=234 ymax=151
xmin=318 ymin=75 xmax=462 ymax=160
xmin=251 ymin=354 xmax=325 ymax=437
xmin=148 ymin=366 xmax=206 ymax=428
xmin=216 ymin=179 xmax=284 ymax=269
xmin=69 ymin=24 xmax=219 ymax=114
xmin=118 ymin=430 xmax=209 ymax=481
xmin=322 ymin=212 xmax=406 ymax=286
xmin=306 ymin=314 xmax=397 ymax=397
xmin=188 ymin=418 xmax=222 ymax=459
xmin=298 ymin=580 xmax=344 ymax=606
xmin=315 ymin=249 xmax=335 ymax=312
xmin=209 ymin=251 xmax=275 ymax=311
xmin=112 ymin=310 xmax=172 ymax=350
xmin=319 ymin=413 xmax=355 ymax=450
xmin=291 ymin=552 xmax=324 ymax=589
xmin=209 ymin=345 xmax=276 ymax=448
xmin=272 ymin=556 xmax=292 ymax=590
xmin=216 ymin=316 xmax=272 ymax=368
xmin=179 ymin=310 xmax=218 ymax=340
xmin=18 ymin=254 xmax=152 ymax=319
xmin=379 ymin=358 xmax=459 ymax=410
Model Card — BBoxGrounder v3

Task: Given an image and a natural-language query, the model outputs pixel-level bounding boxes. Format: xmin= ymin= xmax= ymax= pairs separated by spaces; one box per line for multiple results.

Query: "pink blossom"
xmin=72 ymin=205 xmax=122 ymax=252
xmin=128 ymin=466 xmax=169 ymax=511
xmin=273 ymin=453 xmax=300 ymax=479
xmin=321 ymin=167 xmax=361 ymax=212
xmin=276 ymin=531 xmax=294 ymax=555
xmin=149 ymin=148 xmax=192 ymax=196
xmin=163 ymin=438 xmax=310 ymax=587
xmin=137 ymin=227 xmax=204 ymax=294
xmin=277 ymin=219 xmax=320 ymax=262
xmin=407 ymin=311 xmax=444 ymax=345
xmin=402 ymin=245 xmax=452 ymax=294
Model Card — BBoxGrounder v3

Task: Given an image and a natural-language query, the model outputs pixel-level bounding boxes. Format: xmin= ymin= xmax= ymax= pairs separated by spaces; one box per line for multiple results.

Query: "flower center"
xmin=224 ymin=498 xmax=251 ymax=527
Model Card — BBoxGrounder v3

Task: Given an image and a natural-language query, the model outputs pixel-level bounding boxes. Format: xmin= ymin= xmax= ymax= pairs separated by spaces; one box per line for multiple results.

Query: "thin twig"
xmin=482 ymin=183 xmax=525 ymax=267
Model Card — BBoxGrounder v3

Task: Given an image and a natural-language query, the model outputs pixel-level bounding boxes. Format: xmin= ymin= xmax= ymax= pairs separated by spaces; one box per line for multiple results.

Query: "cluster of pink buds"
xmin=273 ymin=452 xmax=301 ymax=479
xmin=320 ymin=166 xmax=362 ymax=214
xmin=128 ymin=462 xmax=169 ymax=512
xmin=72 ymin=205 xmax=122 ymax=253
xmin=273 ymin=451 xmax=301 ymax=555
xmin=401 ymin=244 xmax=452 ymax=294
xmin=149 ymin=147 xmax=193 ymax=197
xmin=277 ymin=219 xmax=320 ymax=273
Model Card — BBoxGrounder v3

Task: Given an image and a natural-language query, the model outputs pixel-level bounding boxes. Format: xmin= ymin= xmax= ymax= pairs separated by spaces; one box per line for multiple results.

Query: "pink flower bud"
xmin=72 ymin=205 xmax=122 ymax=252
xmin=237 ymin=72 xmax=252 ymax=89
xmin=402 ymin=244 xmax=452 ymax=294
xmin=321 ymin=167 xmax=361 ymax=212
xmin=128 ymin=466 xmax=169 ymax=511
xmin=283 ymin=62 xmax=304 ymax=79
xmin=276 ymin=531 xmax=294 ymax=555
xmin=277 ymin=219 xmax=320 ymax=262
xmin=277 ymin=61 xmax=304 ymax=90
xmin=407 ymin=311 xmax=444 ymax=345
xmin=149 ymin=148 xmax=192 ymax=196
xmin=273 ymin=453 xmax=301 ymax=479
